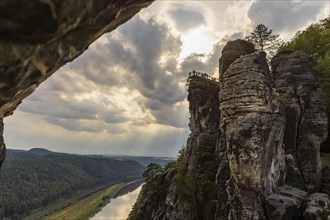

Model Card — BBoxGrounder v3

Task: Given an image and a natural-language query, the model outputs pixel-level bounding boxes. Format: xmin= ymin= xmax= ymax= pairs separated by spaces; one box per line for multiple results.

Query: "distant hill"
xmin=105 ymin=155 xmax=176 ymax=166
xmin=27 ymin=147 xmax=54 ymax=156
xmin=0 ymin=148 xmax=145 ymax=219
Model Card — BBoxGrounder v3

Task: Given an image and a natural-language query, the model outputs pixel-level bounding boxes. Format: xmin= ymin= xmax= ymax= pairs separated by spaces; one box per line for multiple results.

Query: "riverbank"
xmin=42 ymin=180 xmax=143 ymax=220
xmin=24 ymin=181 xmax=122 ymax=220
xmin=91 ymin=184 xmax=143 ymax=220
xmin=114 ymin=179 xmax=144 ymax=197
xmin=42 ymin=183 xmax=124 ymax=220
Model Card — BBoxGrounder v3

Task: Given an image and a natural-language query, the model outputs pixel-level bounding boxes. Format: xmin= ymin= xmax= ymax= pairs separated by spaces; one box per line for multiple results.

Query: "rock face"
xmin=321 ymin=154 xmax=330 ymax=196
xmin=0 ymin=0 xmax=154 ymax=165
xmin=129 ymin=40 xmax=329 ymax=220
xmin=216 ymin=47 xmax=286 ymax=219
xmin=272 ymin=51 xmax=329 ymax=193
xmin=129 ymin=76 xmax=219 ymax=220
xmin=218 ymin=39 xmax=255 ymax=76
xmin=0 ymin=120 xmax=5 ymax=168
xmin=303 ymin=193 xmax=330 ymax=220
xmin=169 ymin=76 xmax=219 ymax=220
xmin=265 ymin=185 xmax=308 ymax=220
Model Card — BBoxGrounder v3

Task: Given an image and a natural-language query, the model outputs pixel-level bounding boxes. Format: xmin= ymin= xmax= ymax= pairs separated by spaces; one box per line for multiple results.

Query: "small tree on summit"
xmin=246 ymin=24 xmax=282 ymax=58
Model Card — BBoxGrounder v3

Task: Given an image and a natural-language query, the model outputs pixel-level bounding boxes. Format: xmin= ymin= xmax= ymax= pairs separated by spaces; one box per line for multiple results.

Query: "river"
xmin=91 ymin=183 xmax=143 ymax=220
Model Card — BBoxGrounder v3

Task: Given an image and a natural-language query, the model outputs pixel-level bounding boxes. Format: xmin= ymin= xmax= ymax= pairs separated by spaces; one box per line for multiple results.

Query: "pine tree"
xmin=246 ymin=24 xmax=282 ymax=58
xmin=142 ymin=163 xmax=163 ymax=184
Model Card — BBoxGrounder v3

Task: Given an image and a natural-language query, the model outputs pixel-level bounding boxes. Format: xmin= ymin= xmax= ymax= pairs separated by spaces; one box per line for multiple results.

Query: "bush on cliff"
xmin=281 ymin=17 xmax=330 ymax=110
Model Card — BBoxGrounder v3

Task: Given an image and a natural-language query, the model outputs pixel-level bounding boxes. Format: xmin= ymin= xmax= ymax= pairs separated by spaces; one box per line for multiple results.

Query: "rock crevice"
xmin=272 ymin=50 xmax=328 ymax=193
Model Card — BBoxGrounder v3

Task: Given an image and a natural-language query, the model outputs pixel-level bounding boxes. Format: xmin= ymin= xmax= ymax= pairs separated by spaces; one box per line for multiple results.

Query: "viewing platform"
xmin=186 ymin=70 xmax=219 ymax=87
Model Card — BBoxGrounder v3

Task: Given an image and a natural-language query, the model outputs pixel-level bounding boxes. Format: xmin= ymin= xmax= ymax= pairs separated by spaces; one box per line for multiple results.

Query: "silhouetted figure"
xmin=188 ymin=70 xmax=218 ymax=82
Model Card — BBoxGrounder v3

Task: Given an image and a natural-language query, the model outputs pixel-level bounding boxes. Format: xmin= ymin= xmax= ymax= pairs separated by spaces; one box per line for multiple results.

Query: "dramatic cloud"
xmin=180 ymin=33 xmax=242 ymax=77
xmin=248 ymin=0 xmax=328 ymax=39
xmin=168 ymin=8 xmax=206 ymax=32
xmin=4 ymin=111 xmax=189 ymax=157
xmin=4 ymin=1 xmax=328 ymax=156
xmin=74 ymin=15 xmax=187 ymax=111
xmin=13 ymin=14 xmax=191 ymax=135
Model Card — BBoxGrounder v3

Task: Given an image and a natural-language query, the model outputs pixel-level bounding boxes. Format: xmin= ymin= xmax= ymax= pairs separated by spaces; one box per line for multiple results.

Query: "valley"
xmin=0 ymin=148 xmax=169 ymax=219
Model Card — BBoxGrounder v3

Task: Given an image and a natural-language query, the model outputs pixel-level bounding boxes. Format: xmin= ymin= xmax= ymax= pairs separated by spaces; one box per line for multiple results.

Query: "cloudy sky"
xmin=4 ymin=0 xmax=329 ymax=157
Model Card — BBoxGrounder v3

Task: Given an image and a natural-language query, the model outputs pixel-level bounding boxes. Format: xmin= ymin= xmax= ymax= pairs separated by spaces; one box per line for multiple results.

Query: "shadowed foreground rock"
xmin=0 ymin=0 xmax=154 ymax=165
xmin=304 ymin=193 xmax=330 ymax=220
xmin=265 ymin=185 xmax=308 ymax=220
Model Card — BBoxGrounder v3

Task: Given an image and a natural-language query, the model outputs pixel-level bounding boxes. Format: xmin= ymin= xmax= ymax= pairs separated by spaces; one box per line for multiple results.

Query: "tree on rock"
xmin=281 ymin=16 xmax=330 ymax=120
xmin=246 ymin=24 xmax=282 ymax=58
xmin=143 ymin=163 xmax=163 ymax=184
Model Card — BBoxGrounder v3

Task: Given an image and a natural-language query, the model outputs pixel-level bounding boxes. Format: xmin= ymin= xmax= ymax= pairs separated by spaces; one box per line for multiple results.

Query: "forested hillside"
xmin=0 ymin=148 xmax=145 ymax=218
xmin=106 ymin=155 xmax=175 ymax=166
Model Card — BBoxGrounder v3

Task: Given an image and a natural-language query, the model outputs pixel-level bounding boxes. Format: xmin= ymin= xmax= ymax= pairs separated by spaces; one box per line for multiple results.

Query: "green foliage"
xmin=173 ymin=174 xmax=195 ymax=198
xmin=192 ymin=134 xmax=218 ymax=220
xmin=164 ymin=161 xmax=176 ymax=170
xmin=142 ymin=163 xmax=163 ymax=184
xmin=130 ymin=134 xmax=219 ymax=220
xmin=276 ymin=93 xmax=289 ymax=105
xmin=319 ymin=52 xmax=330 ymax=110
xmin=0 ymin=149 xmax=144 ymax=219
xmin=176 ymin=147 xmax=186 ymax=174
xmin=44 ymin=183 xmax=124 ymax=220
xmin=173 ymin=174 xmax=197 ymax=219
xmin=173 ymin=134 xmax=218 ymax=220
xmin=281 ymin=17 xmax=330 ymax=59
xmin=128 ymin=160 xmax=176 ymax=220
xmin=281 ymin=16 xmax=330 ymax=111
xmin=246 ymin=24 xmax=283 ymax=58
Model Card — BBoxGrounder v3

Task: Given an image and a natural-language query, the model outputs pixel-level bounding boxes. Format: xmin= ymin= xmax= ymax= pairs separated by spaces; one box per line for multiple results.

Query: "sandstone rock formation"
xmin=0 ymin=120 xmax=5 ymax=168
xmin=272 ymin=51 xmax=328 ymax=193
xmin=216 ymin=47 xmax=286 ymax=219
xmin=129 ymin=75 xmax=219 ymax=220
xmin=216 ymin=43 xmax=328 ymax=219
xmin=218 ymin=39 xmax=255 ymax=76
xmin=303 ymin=193 xmax=330 ymax=220
xmin=265 ymin=185 xmax=308 ymax=220
xmin=321 ymin=153 xmax=330 ymax=197
xmin=168 ymin=76 xmax=219 ymax=220
xmin=0 ymin=0 xmax=154 ymax=165
xmin=129 ymin=40 xmax=329 ymax=220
